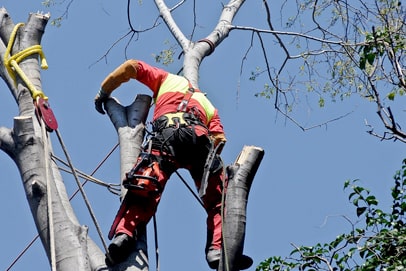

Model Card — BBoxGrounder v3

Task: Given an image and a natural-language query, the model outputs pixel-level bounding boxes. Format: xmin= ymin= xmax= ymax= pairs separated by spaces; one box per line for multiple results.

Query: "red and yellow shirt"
xmin=101 ymin=60 xmax=225 ymax=136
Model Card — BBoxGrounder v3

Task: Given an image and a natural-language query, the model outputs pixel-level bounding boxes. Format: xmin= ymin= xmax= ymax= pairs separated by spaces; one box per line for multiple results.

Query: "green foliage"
xmin=358 ymin=25 xmax=405 ymax=71
xmin=152 ymin=40 xmax=177 ymax=66
xmin=255 ymin=83 xmax=274 ymax=99
xmin=41 ymin=0 xmax=55 ymax=8
xmin=257 ymin=159 xmax=406 ymax=271
xmin=50 ymin=17 xmax=62 ymax=28
xmin=254 ymin=0 xmax=405 ymax=114
xmin=41 ymin=0 xmax=65 ymax=27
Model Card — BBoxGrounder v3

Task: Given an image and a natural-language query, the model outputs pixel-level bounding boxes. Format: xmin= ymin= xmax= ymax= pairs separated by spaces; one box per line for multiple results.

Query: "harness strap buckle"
xmin=177 ymin=87 xmax=195 ymax=112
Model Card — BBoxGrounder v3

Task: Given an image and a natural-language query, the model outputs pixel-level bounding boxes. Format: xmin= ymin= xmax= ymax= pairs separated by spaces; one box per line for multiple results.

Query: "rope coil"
xmin=4 ymin=23 xmax=48 ymax=100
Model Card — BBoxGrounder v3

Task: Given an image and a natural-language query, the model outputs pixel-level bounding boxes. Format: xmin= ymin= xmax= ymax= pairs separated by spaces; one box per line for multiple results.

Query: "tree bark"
xmin=0 ymin=9 xmax=106 ymax=271
xmin=154 ymin=0 xmax=246 ymax=88
xmin=104 ymin=95 xmax=152 ymax=271
xmin=218 ymin=146 xmax=264 ymax=271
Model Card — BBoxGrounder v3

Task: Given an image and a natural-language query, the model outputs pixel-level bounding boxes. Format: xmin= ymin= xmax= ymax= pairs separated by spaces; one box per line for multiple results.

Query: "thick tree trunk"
xmin=0 ymin=9 xmax=106 ymax=271
xmin=218 ymin=146 xmax=264 ymax=271
xmin=104 ymin=95 xmax=152 ymax=271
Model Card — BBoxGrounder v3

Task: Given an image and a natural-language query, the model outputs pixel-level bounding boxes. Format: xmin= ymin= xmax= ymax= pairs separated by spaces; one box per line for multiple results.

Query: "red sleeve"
xmin=207 ymin=109 xmax=225 ymax=135
xmin=134 ymin=61 xmax=169 ymax=97
xmin=101 ymin=60 xmax=168 ymax=97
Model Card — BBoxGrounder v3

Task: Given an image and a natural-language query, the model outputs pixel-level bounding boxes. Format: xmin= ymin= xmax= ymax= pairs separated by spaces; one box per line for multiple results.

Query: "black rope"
xmin=175 ymin=170 xmax=204 ymax=208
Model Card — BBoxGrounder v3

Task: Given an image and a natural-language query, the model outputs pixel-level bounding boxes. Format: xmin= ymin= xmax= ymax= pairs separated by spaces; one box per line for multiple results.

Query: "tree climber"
xmin=94 ymin=59 xmax=252 ymax=269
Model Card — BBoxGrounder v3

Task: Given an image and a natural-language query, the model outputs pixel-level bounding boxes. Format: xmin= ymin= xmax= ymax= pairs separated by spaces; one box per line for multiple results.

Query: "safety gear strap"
xmin=177 ymin=84 xmax=195 ymax=112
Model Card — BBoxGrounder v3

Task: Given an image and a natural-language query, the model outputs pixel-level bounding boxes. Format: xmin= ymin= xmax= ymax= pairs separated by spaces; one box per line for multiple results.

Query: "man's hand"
xmin=94 ymin=89 xmax=110 ymax=114
xmin=210 ymin=132 xmax=226 ymax=154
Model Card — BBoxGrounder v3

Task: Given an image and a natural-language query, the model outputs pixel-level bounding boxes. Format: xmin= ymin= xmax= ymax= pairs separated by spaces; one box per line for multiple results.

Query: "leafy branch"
xmin=257 ymin=159 xmax=406 ymax=271
xmin=235 ymin=0 xmax=406 ymax=138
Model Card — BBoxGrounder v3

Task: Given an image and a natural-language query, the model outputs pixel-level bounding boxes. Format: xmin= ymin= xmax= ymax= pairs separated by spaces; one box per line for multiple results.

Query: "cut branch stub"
xmin=218 ymin=145 xmax=265 ymax=271
xmin=104 ymin=94 xmax=152 ymax=271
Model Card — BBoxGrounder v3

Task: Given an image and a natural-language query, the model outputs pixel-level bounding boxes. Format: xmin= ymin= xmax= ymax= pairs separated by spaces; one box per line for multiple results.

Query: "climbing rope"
xmin=4 ymin=23 xmax=48 ymax=100
xmin=174 ymin=170 xmax=204 ymax=208
xmin=52 ymin=154 xmax=121 ymax=196
xmin=39 ymin=102 xmax=57 ymax=271
xmin=153 ymin=215 xmax=160 ymax=271
xmin=55 ymin=129 xmax=113 ymax=263
xmin=5 ymin=143 xmax=120 ymax=271
xmin=220 ymin=166 xmax=230 ymax=271
xmin=66 ymin=142 xmax=120 ymax=201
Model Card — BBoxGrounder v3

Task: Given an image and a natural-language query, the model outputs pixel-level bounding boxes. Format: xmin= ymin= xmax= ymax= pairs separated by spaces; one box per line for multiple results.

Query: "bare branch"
xmin=154 ymin=0 xmax=191 ymax=51
xmin=90 ymin=18 xmax=161 ymax=68
xmin=0 ymin=126 xmax=14 ymax=158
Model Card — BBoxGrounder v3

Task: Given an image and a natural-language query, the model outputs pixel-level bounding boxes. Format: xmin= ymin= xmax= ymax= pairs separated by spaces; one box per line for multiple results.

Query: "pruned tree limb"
xmin=219 ymin=146 xmax=264 ymax=271
xmin=104 ymin=94 xmax=152 ymax=271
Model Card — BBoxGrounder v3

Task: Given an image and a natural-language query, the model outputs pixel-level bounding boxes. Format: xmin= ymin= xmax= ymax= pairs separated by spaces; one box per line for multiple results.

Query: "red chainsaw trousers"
xmin=114 ymin=148 xmax=225 ymax=252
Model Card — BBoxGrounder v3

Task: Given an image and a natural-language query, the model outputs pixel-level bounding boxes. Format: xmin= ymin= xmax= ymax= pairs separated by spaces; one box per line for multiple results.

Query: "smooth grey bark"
xmin=218 ymin=146 xmax=264 ymax=271
xmin=104 ymin=95 xmax=152 ymax=271
xmin=0 ymin=9 xmax=106 ymax=271
xmin=154 ymin=0 xmax=245 ymax=88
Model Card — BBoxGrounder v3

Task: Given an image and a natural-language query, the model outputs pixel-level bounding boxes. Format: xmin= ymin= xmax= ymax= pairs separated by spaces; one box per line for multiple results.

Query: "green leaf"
xmin=357 ymin=207 xmax=367 ymax=217
xmin=360 ymin=57 xmax=366 ymax=70
xmin=388 ymin=91 xmax=396 ymax=101
xmin=366 ymin=195 xmax=378 ymax=206
xmin=366 ymin=53 xmax=375 ymax=65
xmin=318 ymin=97 xmax=325 ymax=107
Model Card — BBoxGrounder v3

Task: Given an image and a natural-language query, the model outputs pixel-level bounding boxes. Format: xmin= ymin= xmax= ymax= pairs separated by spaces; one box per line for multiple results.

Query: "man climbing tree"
xmin=94 ymin=59 xmax=253 ymax=269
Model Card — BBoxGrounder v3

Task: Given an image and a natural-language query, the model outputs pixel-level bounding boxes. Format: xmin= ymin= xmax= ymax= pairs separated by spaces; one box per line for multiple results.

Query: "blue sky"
xmin=1 ymin=1 xmax=405 ymax=270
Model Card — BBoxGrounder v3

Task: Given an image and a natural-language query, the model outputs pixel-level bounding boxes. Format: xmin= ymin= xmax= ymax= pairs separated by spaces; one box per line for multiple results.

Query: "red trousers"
xmin=114 ymin=148 xmax=225 ymax=251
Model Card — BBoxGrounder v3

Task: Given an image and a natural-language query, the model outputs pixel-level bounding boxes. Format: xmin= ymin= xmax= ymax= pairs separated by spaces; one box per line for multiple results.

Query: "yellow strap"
xmin=4 ymin=23 xmax=49 ymax=100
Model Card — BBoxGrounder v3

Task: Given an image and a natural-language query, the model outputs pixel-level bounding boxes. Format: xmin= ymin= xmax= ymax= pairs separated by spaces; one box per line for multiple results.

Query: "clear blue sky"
xmin=1 ymin=1 xmax=405 ymax=270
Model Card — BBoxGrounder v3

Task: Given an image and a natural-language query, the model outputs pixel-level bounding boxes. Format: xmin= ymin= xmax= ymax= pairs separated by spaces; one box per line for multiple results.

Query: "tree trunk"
xmin=218 ymin=146 xmax=264 ymax=271
xmin=104 ymin=95 xmax=152 ymax=271
xmin=0 ymin=9 xmax=106 ymax=271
